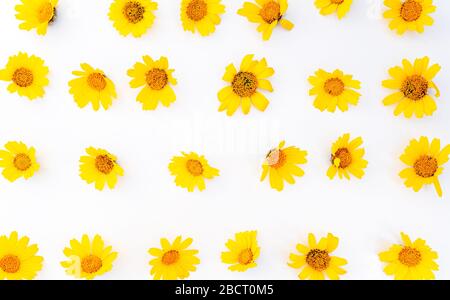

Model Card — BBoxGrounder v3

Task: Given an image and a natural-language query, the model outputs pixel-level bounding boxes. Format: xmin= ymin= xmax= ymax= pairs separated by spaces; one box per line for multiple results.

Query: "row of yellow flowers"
xmin=1 ymin=135 xmax=449 ymax=196
xmin=0 ymin=230 xmax=439 ymax=280
xmin=0 ymin=53 xmax=443 ymax=118
xmin=14 ymin=0 xmax=436 ymax=38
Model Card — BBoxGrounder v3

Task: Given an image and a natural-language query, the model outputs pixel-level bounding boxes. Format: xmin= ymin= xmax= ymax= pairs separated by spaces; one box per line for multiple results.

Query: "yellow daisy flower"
xmin=399 ymin=136 xmax=450 ymax=197
xmin=308 ymin=69 xmax=361 ymax=112
xmin=382 ymin=56 xmax=440 ymax=118
xmin=238 ymin=0 xmax=294 ymax=40
xmin=288 ymin=233 xmax=347 ymax=280
xmin=79 ymin=147 xmax=124 ymax=191
xmin=148 ymin=236 xmax=200 ymax=280
xmin=384 ymin=0 xmax=436 ymax=34
xmin=260 ymin=141 xmax=307 ymax=191
xmin=379 ymin=232 xmax=438 ymax=280
xmin=168 ymin=151 xmax=219 ymax=192
xmin=128 ymin=55 xmax=177 ymax=110
xmin=221 ymin=231 xmax=260 ymax=272
xmin=108 ymin=0 xmax=158 ymax=37
xmin=180 ymin=0 xmax=225 ymax=36
xmin=0 ymin=141 xmax=40 ymax=182
xmin=15 ymin=0 xmax=58 ymax=35
xmin=69 ymin=63 xmax=117 ymax=111
xmin=0 ymin=231 xmax=43 ymax=280
xmin=314 ymin=0 xmax=353 ymax=18
xmin=0 ymin=52 xmax=49 ymax=100
xmin=327 ymin=134 xmax=368 ymax=180
xmin=218 ymin=54 xmax=274 ymax=116
xmin=61 ymin=234 xmax=118 ymax=280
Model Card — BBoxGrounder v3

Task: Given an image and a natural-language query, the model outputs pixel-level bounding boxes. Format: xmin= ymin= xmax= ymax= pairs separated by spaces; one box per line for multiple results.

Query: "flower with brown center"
xmin=87 ymin=73 xmax=107 ymax=91
xmin=181 ymin=0 xmax=225 ymax=36
xmin=260 ymin=1 xmax=281 ymax=24
xmin=221 ymin=231 xmax=260 ymax=272
xmin=109 ymin=0 xmax=158 ymax=37
xmin=238 ymin=249 xmax=254 ymax=265
xmin=332 ymin=148 xmax=352 ymax=169
xmin=400 ymin=0 xmax=422 ymax=22
xmin=186 ymin=159 xmax=204 ymax=176
xmin=13 ymin=153 xmax=32 ymax=171
xmin=15 ymin=0 xmax=58 ymax=35
xmin=398 ymin=247 xmax=422 ymax=267
xmin=122 ymin=1 xmax=145 ymax=24
xmin=400 ymin=75 xmax=428 ymax=101
xmin=324 ymin=78 xmax=345 ymax=97
xmin=0 ymin=141 xmax=40 ymax=182
xmin=266 ymin=148 xmax=286 ymax=169
xmin=146 ymin=69 xmax=168 ymax=90
xmin=232 ymin=72 xmax=258 ymax=98
xmin=327 ymin=134 xmax=367 ymax=180
xmin=306 ymin=249 xmax=330 ymax=272
xmin=414 ymin=155 xmax=437 ymax=178
xmin=161 ymin=250 xmax=180 ymax=265
xmin=0 ymin=255 xmax=21 ymax=274
xmin=95 ymin=154 xmax=115 ymax=175
xmin=12 ymin=67 xmax=34 ymax=87
xmin=81 ymin=255 xmax=103 ymax=274
xmin=383 ymin=0 xmax=436 ymax=34
xmin=186 ymin=0 xmax=208 ymax=21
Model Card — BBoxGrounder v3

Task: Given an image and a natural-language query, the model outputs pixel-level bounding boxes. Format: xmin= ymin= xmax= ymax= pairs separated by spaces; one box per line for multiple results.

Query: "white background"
xmin=0 ymin=0 xmax=449 ymax=280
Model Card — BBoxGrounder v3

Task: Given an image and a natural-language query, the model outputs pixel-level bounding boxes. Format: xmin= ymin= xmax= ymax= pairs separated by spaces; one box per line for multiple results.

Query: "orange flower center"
xmin=12 ymin=68 xmax=34 ymax=87
xmin=400 ymin=0 xmax=422 ymax=22
xmin=238 ymin=248 xmax=254 ymax=265
xmin=186 ymin=159 xmax=203 ymax=176
xmin=306 ymin=249 xmax=330 ymax=272
xmin=81 ymin=255 xmax=103 ymax=274
xmin=266 ymin=149 xmax=286 ymax=169
xmin=331 ymin=0 xmax=344 ymax=4
xmin=232 ymin=71 xmax=258 ymax=97
xmin=14 ymin=153 xmax=32 ymax=171
xmin=146 ymin=68 xmax=168 ymax=90
xmin=332 ymin=148 xmax=352 ymax=168
xmin=414 ymin=155 xmax=438 ymax=178
xmin=38 ymin=2 xmax=55 ymax=23
xmin=95 ymin=155 xmax=114 ymax=174
xmin=122 ymin=1 xmax=145 ymax=24
xmin=161 ymin=250 xmax=180 ymax=265
xmin=324 ymin=78 xmax=345 ymax=96
xmin=401 ymin=75 xmax=428 ymax=101
xmin=260 ymin=1 xmax=281 ymax=24
xmin=0 ymin=255 xmax=21 ymax=274
xmin=398 ymin=247 xmax=422 ymax=267
xmin=87 ymin=72 xmax=107 ymax=91
xmin=186 ymin=0 xmax=208 ymax=22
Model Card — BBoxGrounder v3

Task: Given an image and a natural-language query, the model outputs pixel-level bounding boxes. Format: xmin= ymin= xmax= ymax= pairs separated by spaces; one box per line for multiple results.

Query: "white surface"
xmin=0 ymin=0 xmax=449 ymax=280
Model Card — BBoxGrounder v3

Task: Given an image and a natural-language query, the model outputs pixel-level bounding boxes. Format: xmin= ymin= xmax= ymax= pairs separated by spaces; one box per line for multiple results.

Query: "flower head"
xmin=15 ymin=0 xmax=58 ymax=35
xmin=181 ymin=0 xmax=225 ymax=36
xmin=384 ymin=0 xmax=436 ymax=34
xmin=0 ymin=141 xmax=40 ymax=182
xmin=327 ymin=134 xmax=367 ymax=180
xmin=109 ymin=0 xmax=158 ymax=37
xmin=221 ymin=231 xmax=260 ymax=272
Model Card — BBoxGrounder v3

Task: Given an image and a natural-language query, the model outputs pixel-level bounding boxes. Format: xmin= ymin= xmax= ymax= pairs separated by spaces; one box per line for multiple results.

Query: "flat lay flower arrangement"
xmin=0 ymin=0 xmax=449 ymax=280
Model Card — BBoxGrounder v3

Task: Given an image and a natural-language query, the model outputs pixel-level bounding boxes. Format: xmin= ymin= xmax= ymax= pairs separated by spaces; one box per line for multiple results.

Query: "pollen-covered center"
xmin=398 ymin=247 xmax=422 ymax=267
xmin=238 ymin=248 xmax=254 ymax=265
xmin=414 ymin=155 xmax=438 ymax=178
xmin=260 ymin=1 xmax=281 ymax=24
xmin=401 ymin=75 xmax=428 ymax=101
xmin=324 ymin=78 xmax=345 ymax=96
xmin=146 ymin=68 xmax=168 ymax=90
xmin=12 ymin=67 xmax=34 ymax=87
xmin=95 ymin=155 xmax=114 ymax=174
xmin=123 ymin=1 xmax=145 ymax=24
xmin=14 ymin=153 xmax=32 ymax=171
xmin=331 ymin=0 xmax=344 ymax=4
xmin=186 ymin=159 xmax=203 ymax=176
xmin=38 ymin=2 xmax=55 ymax=23
xmin=232 ymin=71 xmax=258 ymax=97
xmin=400 ymin=0 xmax=422 ymax=22
xmin=332 ymin=148 xmax=352 ymax=168
xmin=186 ymin=0 xmax=208 ymax=22
xmin=162 ymin=250 xmax=180 ymax=265
xmin=306 ymin=249 xmax=330 ymax=272
xmin=81 ymin=255 xmax=103 ymax=274
xmin=87 ymin=73 xmax=107 ymax=91
xmin=0 ymin=255 xmax=21 ymax=273
xmin=266 ymin=149 xmax=286 ymax=169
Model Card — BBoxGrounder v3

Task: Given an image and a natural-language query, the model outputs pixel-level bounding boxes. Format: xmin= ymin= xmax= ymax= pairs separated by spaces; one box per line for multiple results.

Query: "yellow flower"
xmin=314 ymin=0 xmax=353 ymax=18
xmin=168 ymin=152 xmax=219 ymax=192
xmin=260 ymin=141 xmax=307 ymax=191
xmin=399 ymin=136 xmax=450 ymax=197
xmin=221 ymin=231 xmax=260 ymax=272
xmin=288 ymin=233 xmax=347 ymax=280
xmin=181 ymin=0 xmax=225 ymax=36
xmin=61 ymin=234 xmax=118 ymax=280
xmin=0 ymin=231 xmax=43 ymax=280
xmin=69 ymin=64 xmax=117 ymax=111
xmin=382 ymin=57 xmax=440 ymax=118
xmin=128 ymin=55 xmax=177 ymax=110
xmin=308 ymin=69 xmax=361 ymax=112
xmin=0 ymin=141 xmax=40 ymax=182
xmin=15 ymin=0 xmax=58 ymax=35
xmin=79 ymin=147 xmax=124 ymax=191
xmin=379 ymin=232 xmax=438 ymax=280
xmin=238 ymin=0 xmax=294 ymax=40
xmin=109 ymin=0 xmax=158 ymax=37
xmin=218 ymin=54 xmax=274 ymax=116
xmin=148 ymin=236 xmax=200 ymax=280
xmin=384 ymin=0 xmax=436 ymax=34
xmin=0 ymin=52 xmax=49 ymax=100
xmin=327 ymin=134 xmax=367 ymax=180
